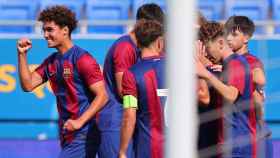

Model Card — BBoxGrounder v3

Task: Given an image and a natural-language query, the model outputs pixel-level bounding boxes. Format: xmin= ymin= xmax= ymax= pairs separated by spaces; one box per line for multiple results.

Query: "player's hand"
xmin=63 ymin=119 xmax=83 ymax=132
xmin=118 ymin=152 xmax=127 ymax=158
xmin=196 ymin=59 xmax=210 ymax=79
xmin=17 ymin=38 xmax=32 ymax=55
xmin=195 ymin=40 xmax=212 ymax=66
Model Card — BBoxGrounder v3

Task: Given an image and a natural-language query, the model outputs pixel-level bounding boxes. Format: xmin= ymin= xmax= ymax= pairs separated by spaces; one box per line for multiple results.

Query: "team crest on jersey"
xmin=63 ymin=68 xmax=72 ymax=78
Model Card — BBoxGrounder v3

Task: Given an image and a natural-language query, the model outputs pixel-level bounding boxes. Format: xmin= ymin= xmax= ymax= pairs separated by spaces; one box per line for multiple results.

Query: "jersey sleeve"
xmin=77 ymin=53 xmax=104 ymax=86
xmin=113 ymin=42 xmax=137 ymax=73
xmin=35 ymin=57 xmax=49 ymax=82
xmin=122 ymin=70 xmax=137 ymax=97
xmin=252 ymin=58 xmax=264 ymax=70
xmin=227 ymin=60 xmax=246 ymax=95
xmin=122 ymin=70 xmax=138 ymax=108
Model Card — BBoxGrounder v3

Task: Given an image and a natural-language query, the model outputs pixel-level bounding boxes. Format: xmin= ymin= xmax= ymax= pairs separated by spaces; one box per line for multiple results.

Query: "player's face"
xmin=226 ymin=30 xmax=248 ymax=52
xmin=42 ymin=21 xmax=68 ymax=48
xmin=205 ymin=39 xmax=222 ymax=63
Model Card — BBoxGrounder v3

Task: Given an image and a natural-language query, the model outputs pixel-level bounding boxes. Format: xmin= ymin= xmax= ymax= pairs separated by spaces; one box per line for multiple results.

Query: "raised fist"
xmin=17 ymin=38 xmax=32 ymax=54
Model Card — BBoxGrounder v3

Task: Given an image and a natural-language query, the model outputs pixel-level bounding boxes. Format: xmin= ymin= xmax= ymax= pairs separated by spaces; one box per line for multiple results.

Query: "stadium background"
xmin=0 ymin=0 xmax=279 ymax=157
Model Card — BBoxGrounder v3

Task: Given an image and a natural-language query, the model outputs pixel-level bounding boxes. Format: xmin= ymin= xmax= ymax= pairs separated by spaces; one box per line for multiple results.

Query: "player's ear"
xmin=62 ymin=26 xmax=69 ymax=37
xmin=218 ymin=38 xmax=224 ymax=50
xmin=244 ymin=34 xmax=250 ymax=44
xmin=157 ymin=36 xmax=164 ymax=52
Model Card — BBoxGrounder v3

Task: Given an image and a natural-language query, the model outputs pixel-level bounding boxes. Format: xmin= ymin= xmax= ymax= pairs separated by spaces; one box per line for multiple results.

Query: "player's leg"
xmin=59 ymin=123 xmax=101 ymax=158
xmin=98 ymin=131 xmax=134 ymax=158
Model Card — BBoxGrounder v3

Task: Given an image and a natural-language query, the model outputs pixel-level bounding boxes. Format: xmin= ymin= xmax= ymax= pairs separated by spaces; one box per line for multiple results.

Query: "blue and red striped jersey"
xmin=103 ymin=35 xmax=140 ymax=102
xmin=100 ymin=34 xmax=140 ymax=132
xmin=122 ymin=56 xmax=166 ymax=158
xmin=218 ymin=53 xmax=256 ymax=157
xmin=35 ymin=45 xmax=103 ymax=145
xmin=243 ymin=53 xmax=271 ymax=139
xmin=243 ymin=53 xmax=264 ymax=71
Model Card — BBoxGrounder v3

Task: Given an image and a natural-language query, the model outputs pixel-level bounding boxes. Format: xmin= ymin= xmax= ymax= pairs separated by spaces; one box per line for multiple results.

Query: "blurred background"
xmin=0 ymin=0 xmax=280 ymax=157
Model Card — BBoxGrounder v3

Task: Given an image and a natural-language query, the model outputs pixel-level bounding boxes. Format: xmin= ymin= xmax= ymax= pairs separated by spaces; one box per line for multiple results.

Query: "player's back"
xmin=103 ymin=35 xmax=140 ymax=102
xmin=100 ymin=34 xmax=140 ymax=133
xmin=128 ymin=56 xmax=166 ymax=158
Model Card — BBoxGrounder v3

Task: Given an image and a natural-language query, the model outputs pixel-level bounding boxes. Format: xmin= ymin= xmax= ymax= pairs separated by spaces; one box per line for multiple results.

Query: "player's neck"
xmin=57 ymin=39 xmax=74 ymax=54
xmin=235 ymin=44 xmax=248 ymax=55
xmin=129 ymin=32 xmax=137 ymax=46
xmin=141 ymin=48 xmax=160 ymax=58
xmin=222 ymin=46 xmax=234 ymax=60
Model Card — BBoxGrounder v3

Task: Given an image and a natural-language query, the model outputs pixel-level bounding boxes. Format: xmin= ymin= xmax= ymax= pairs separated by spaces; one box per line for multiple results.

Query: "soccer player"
xmin=100 ymin=3 xmax=164 ymax=158
xmin=196 ymin=13 xmax=211 ymax=106
xmin=197 ymin=22 xmax=257 ymax=157
xmin=225 ymin=15 xmax=272 ymax=158
xmin=17 ymin=6 xmax=108 ymax=158
xmin=118 ymin=20 xmax=165 ymax=158
xmin=196 ymin=39 xmax=222 ymax=158
xmin=195 ymin=13 xmax=222 ymax=157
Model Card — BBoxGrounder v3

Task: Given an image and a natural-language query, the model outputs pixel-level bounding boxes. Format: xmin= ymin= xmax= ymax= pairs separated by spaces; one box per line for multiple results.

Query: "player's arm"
xmin=252 ymin=64 xmax=266 ymax=122
xmin=119 ymin=107 xmax=136 ymax=158
xmin=64 ymin=81 xmax=108 ymax=131
xmin=196 ymin=60 xmax=239 ymax=103
xmin=253 ymin=68 xmax=266 ymax=86
xmin=253 ymin=90 xmax=264 ymax=122
xmin=64 ymin=54 xmax=108 ymax=131
xmin=115 ymin=72 xmax=124 ymax=98
xmin=113 ymin=43 xmax=137 ymax=98
xmin=119 ymin=70 xmax=137 ymax=158
xmin=197 ymin=78 xmax=210 ymax=106
xmin=17 ymin=38 xmax=44 ymax=91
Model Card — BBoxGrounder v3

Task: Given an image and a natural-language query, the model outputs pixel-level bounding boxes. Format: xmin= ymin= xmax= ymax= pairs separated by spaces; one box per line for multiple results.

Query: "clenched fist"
xmin=17 ymin=38 xmax=32 ymax=55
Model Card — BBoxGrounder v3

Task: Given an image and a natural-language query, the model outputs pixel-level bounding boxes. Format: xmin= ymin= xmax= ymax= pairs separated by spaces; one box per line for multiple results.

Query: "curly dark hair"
xmin=197 ymin=12 xmax=207 ymax=27
xmin=38 ymin=5 xmax=78 ymax=36
xmin=136 ymin=3 xmax=164 ymax=24
xmin=198 ymin=21 xmax=224 ymax=44
xmin=224 ymin=15 xmax=255 ymax=37
xmin=134 ymin=19 xmax=164 ymax=48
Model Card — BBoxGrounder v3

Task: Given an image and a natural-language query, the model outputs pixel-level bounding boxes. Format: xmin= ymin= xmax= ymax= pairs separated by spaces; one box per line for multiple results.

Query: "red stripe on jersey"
xmin=228 ymin=60 xmax=245 ymax=95
xmin=144 ymin=70 xmax=164 ymax=158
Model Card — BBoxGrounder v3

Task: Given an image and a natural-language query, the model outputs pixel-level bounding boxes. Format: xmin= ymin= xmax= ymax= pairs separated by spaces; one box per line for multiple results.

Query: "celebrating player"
xmin=197 ymin=22 xmax=257 ymax=157
xmin=17 ymin=6 xmax=108 ymax=158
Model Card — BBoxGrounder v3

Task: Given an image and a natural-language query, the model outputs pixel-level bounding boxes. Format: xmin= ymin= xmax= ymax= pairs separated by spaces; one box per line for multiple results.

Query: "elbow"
xmin=256 ymin=78 xmax=266 ymax=86
xmin=224 ymin=94 xmax=237 ymax=104
xmin=198 ymin=94 xmax=210 ymax=106
xmin=199 ymin=97 xmax=210 ymax=106
xmin=21 ymin=85 xmax=33 ymax=92
xmin=198 ymin=90 xmax=210 ymax=106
